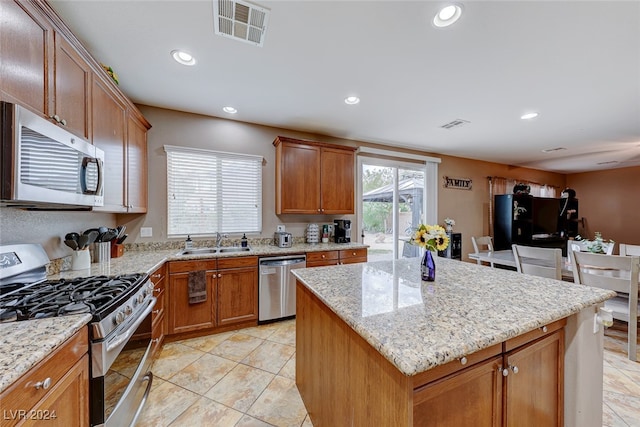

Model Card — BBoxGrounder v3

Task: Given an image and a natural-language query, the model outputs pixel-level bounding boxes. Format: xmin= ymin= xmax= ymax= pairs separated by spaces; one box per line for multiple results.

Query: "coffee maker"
xmin=334 ymin=219 xmax=351 ymax=243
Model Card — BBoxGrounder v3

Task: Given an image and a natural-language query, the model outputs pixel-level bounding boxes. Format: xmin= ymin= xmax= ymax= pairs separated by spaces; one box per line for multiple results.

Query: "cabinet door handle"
xmin=153 ymin=309 xmax=160 ymax=315
xmin=218 ymin=273 xmax=222 ymax=278
xmin=152 ymin=274 xmax=161 ymax=279
xmin=153 ymin=288 xmax=161 ymax=293
xmin=540 ymin=325 xmax=548 ymax=333
xmin=509 ymin=364 xmax=519 ymax=374
xmin=321 ymin=255 xmax=326 ymax=258
xmin=34 ymin=377 xmax=52 ymax=390
xmin=460 ymin=356 xmax=468 ymax=365
xmin=152 ymin=338 xmax=160 ymax=344
xmin=500 ymin=367 xmax=509 ymax=377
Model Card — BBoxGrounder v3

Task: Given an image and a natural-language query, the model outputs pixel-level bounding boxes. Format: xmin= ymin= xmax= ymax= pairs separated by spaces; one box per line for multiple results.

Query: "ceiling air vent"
xmin=213 ymin=0 xmax=270 ymax=47
xmin=440 ymin=119 xmax=470 ymax=130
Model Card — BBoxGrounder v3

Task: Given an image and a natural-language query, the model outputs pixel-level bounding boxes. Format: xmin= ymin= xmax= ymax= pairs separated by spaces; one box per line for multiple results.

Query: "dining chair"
xmin=620 ymin=243 xmax=640 ymax=257
xmin=471 ymin=236 xmax=494 ymax=267
xmin=570 ymin=250 xmax=639 ymax=361
xmin=512 ymin=245 xmax=563 ymax=280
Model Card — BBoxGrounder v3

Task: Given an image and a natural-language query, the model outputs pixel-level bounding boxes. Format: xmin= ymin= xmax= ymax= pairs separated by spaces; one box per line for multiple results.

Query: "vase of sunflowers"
xmin=411 ymin=224 xmax=450 ymax=281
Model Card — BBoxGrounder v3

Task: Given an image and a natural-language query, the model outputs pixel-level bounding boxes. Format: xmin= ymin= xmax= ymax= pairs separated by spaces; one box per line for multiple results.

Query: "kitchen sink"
xmin=218 ymin=247 xmax=252 ymax=253
xmin=180 ymin=248 xmax=219 ymax=255
xmin=179 ymin=246 xmax=252 ymax=255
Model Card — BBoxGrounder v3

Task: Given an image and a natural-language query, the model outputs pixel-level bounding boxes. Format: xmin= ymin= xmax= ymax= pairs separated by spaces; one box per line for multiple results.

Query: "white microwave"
xmin=1 ymin=102 xmax=104 ymax=209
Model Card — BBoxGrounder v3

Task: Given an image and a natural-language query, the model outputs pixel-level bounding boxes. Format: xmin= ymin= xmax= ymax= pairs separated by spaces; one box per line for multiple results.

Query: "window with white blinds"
xmin=164 ymin=145 xmax=263 ymax=237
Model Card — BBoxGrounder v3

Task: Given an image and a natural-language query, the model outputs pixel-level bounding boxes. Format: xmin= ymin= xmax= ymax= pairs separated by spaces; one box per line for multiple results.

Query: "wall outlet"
xmin=140 ymin=227 xmax=152 ymax=237
xmin=276 ymin=225 xmax=286 ymax=232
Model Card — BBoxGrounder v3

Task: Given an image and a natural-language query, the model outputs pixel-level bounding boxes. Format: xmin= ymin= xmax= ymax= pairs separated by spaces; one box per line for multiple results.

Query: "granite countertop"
xmin=292 ymin=257 xmax=616 ymax=377
xmin=0 ymin=242 xmax=368 ymax=391
xmin=49 ymin=242 xmax=368 ymax=279
xmin=0 ymin=314 xmax=92 ymax=393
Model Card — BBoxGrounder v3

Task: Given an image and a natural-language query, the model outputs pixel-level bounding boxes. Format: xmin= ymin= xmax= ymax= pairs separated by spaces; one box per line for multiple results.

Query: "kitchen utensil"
xmin=77 ymin=234 xmax=89 ymax=250
xmin=65 ymin=232 xmax=80 ymax=243
xmin=115 ymin=225 xmax=126 ymax=241
xmin=64 ymin=239 xmax=78 ymax=251
xmin=116 ymin=234 xmax=128 ymax=244
xmin=100 ymin=229 xmax=118 ymax=243
xmin=85 ymin=230 xmax=99 ymax=248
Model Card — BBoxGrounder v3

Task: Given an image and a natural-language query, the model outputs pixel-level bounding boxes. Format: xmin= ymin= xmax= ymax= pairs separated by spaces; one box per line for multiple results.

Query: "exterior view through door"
xmin=362 ymin=162 xmax=425 ymax=261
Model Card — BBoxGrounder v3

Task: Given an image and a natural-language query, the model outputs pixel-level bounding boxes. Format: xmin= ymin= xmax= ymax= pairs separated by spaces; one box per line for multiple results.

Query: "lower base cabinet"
xmin=0 ymin=329 xmax=89 ymax=427
xmin=306 ymin=248 xmax=368 ymax=267
xmin=413 ymin=328 xmax=564 ymax=427
xmin=167 ymin=257 xmax=258 ymax=336
xmin=297 ymin=282 xmax=565 ymax=427
xmin=150 ymin=264 xmax=167 ymax=358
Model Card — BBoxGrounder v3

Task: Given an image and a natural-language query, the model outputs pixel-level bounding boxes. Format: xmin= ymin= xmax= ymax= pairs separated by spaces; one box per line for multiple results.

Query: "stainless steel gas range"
xmin=0 ymin=244 xmax=156 ymax=426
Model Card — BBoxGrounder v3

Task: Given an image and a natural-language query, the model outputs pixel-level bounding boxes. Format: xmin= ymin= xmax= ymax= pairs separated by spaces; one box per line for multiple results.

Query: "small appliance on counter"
xmin=334 ymin=219 xmax=351 ymax=243
xmin=306 ymin=223 xmax=319 ymax=244
xmin=274 ymin=231 xmax=293 ymax=248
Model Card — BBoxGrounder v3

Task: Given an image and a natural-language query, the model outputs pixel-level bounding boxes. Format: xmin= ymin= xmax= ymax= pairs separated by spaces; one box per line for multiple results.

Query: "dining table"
xmin=469 ymin=250 xmax=575 ymax=281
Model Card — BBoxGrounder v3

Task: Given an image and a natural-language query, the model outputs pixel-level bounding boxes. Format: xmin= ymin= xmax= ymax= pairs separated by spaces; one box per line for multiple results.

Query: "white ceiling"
xmin=49 ymin=0 xmax=640 ymax=173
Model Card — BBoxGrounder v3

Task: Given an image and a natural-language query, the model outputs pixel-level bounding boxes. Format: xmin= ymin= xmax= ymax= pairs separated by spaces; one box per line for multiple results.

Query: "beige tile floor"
xmin=139 ymin=319 xmax=639 ymax=427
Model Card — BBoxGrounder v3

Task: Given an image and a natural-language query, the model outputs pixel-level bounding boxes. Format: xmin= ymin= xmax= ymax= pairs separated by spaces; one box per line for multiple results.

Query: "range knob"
xmin=124 ymin=305 xmax=133 ymax=316
xmin=137 ymin=294 xmax=144 ymax=304
xmin=114 ymin=311 xmax=125 ymax=325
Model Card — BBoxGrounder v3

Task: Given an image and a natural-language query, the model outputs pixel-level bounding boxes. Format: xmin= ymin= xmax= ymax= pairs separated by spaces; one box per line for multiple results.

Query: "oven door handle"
xmin=106 ymin=297 xmax=156 ymax=352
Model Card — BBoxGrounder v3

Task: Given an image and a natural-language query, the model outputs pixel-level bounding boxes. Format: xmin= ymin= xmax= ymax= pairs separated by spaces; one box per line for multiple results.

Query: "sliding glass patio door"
xmin=360 ymin=160 xmax=426 ymax=261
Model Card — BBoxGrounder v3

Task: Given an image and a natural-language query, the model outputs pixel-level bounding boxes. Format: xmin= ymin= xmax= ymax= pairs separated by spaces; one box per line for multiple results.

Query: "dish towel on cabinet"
xmin=188 ymin=270 xmax=207 ymax=304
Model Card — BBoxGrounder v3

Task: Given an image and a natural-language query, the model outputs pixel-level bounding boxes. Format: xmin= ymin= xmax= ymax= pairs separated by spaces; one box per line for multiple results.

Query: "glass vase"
xmin=421 ymin=250 xmax=436 ymax=282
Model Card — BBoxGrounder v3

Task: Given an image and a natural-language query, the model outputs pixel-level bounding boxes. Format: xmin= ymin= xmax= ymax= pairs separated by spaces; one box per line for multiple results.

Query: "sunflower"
xmin=410 ymin=224 xmax=449 ymax=252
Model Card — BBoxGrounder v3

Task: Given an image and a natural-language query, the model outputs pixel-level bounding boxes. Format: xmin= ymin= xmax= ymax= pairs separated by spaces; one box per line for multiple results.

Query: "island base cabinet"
xmin=413 ymin=356 xmax=503 ymax=427
xmin=504 ymin=331 xmax=564 ymax=427
xmin=297 ymin=278 xmax=565 ymax=427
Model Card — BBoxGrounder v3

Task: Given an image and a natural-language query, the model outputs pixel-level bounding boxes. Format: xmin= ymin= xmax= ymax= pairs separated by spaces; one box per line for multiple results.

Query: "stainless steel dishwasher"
xmin=259 ymin=255 xmax=306 ymax=322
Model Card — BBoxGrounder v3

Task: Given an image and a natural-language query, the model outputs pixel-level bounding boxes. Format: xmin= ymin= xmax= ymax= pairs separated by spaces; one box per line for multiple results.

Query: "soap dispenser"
xmin=241 ymin=233 xmax=248 ymax=247
xmin=185 ymin=235 xmax=193 ymax=249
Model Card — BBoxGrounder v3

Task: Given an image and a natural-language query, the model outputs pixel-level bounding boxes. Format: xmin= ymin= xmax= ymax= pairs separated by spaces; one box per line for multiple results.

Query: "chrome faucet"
xmin=216 ymin=232 xmax=227 ymax=247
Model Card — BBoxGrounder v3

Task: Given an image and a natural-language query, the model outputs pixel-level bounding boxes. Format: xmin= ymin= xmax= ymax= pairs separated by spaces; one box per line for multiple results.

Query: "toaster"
xmin=274 ymin=232 xmax=293 ymax=248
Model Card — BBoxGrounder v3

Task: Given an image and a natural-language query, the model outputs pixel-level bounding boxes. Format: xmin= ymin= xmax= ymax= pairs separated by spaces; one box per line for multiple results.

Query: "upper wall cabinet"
xmin=0 ymin=0 xmax=54 ymax=117
xmin=1 ymin=0 xmax=151 ymax=213
xmin=273 ymin=136 xmax=356 ymax=215
xmin=54 ymin=34 xmax=91 ymax=139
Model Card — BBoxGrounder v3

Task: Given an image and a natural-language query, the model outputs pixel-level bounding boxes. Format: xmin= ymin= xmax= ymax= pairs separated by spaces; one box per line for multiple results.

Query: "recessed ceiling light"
xmin=171 ymin=50 xmax=196 ymax=66
xmin=433 ymin=4 xmax=462 ymax=27
xmin=223 ymin=106 xmax=237 ymax=114
xmin=344 ymin=96 xmax=360 ymax=105
xmin=521 ymin=112 xmax=539 ymax=120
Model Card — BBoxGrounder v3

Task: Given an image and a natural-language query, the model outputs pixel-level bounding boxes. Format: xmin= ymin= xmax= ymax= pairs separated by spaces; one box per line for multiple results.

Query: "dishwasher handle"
xmin=259 ymin=257 xmax=306 ymax=267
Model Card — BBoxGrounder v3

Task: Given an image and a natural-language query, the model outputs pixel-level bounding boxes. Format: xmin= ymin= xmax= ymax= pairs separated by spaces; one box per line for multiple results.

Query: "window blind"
xmin=164 ymin=145 xmax=262 ymax=237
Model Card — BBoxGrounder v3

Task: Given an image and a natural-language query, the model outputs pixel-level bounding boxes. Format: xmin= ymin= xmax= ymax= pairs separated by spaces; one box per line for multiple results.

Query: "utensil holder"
xmin=71 ymin=249 xmax=91 ymax=270
xmin=92 ymin=242 xmax=111 ymax=263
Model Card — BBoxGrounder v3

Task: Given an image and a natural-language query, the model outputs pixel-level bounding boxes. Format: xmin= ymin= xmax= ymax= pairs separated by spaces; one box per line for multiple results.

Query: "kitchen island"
xmin=292 ymin=257 xmax=615 ymax=427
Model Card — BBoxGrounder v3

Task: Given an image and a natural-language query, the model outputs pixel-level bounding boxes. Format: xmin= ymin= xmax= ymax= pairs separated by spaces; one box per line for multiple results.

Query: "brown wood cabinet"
xmin=92 ymin=76 xmax=126 ymax=212
xmin=150 ymin=264 xmax=167 ymax=358
xmin=54 ymin=34 xmax=91 ymax=139
xmin=168 ymin=259 xmax=217 ymax=334
xmin=0 ymin=0 xmax=54 ymax=117
xmin=306 ymin=248 xmax=368 ymax=267
xmin=167 ymin=256 xmax=259 ymax=336
xmin=297 ymin=282 xmax=565 ymax=427
xmin=217 ymin=257 xmax=258 ymax=326
xmin=125 ymin=115 xmax=149 ymax=213
xmin=0 ymin=328 xmax=89 ymax=427
xmin=274 ymin=136 xmax=356 ymax=215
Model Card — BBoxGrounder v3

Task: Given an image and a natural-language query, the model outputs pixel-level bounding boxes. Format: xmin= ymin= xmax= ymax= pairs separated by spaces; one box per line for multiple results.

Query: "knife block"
xmin=111 ymin=243 xmax=124 ymax=258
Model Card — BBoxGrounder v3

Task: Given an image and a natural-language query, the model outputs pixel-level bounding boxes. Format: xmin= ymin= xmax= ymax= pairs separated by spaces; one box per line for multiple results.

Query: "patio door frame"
xmin=356 ymin=149 xmax=440 ymax=260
